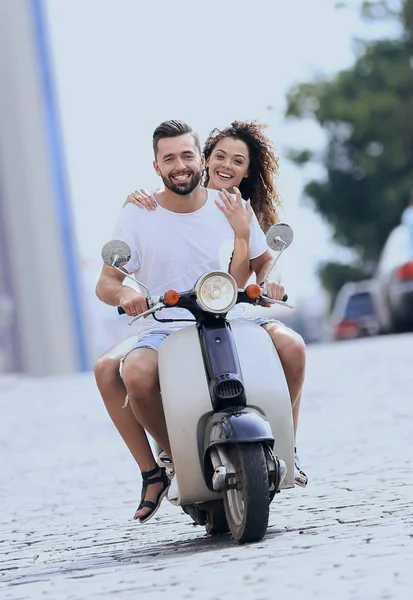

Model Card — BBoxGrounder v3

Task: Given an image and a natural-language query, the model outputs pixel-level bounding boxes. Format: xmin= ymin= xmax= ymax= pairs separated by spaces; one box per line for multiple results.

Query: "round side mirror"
xmin=266 ymin=223 xmax=294 ymax=252
xmin=101 ymin=240 xmax=132 ymax=268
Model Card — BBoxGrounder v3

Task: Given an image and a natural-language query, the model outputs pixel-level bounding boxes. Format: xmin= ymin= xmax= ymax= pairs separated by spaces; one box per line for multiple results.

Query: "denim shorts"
xmin=119 ymin=330 xmax=171 ymax=381
xmin=247 ymin=317 xmax=282 ymax=328
xmin=129 ymin=330 xmax=172 ymax=353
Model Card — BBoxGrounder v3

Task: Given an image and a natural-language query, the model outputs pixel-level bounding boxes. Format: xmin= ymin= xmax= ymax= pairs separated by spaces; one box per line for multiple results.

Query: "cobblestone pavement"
xmin=1 ymin=334 xmax=412 ymax=599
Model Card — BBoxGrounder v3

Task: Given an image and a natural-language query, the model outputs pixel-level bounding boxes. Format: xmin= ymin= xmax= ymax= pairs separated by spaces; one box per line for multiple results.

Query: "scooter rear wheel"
xmin=223 ymin=443 xmax=269 ymax=544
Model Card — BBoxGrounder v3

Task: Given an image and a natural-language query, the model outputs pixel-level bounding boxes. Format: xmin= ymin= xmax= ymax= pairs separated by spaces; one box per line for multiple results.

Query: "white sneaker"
xmin=294 ymin=452 xmax=308 ymax=488
xmin=157 ymin=451 xmax=175 ymax=480
xmin=167 ymin=475 xmax=179 ymax=505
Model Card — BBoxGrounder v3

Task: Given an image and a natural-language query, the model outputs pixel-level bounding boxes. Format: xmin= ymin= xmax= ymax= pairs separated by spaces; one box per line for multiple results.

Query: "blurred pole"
xmin=0 ymin=0 xmax=88 ymax=375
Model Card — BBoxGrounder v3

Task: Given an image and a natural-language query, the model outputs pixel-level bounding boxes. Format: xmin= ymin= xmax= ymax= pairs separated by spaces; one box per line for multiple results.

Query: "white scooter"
xmin=101 ymin=223 xmax=295 ymax=544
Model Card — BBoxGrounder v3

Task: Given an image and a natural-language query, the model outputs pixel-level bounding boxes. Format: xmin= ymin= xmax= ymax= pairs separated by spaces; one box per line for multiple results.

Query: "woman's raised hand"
xmin=215 ymin=187 xmax=252 ymax=238
xmin=123 ymin=189 xmax=158 ymax=211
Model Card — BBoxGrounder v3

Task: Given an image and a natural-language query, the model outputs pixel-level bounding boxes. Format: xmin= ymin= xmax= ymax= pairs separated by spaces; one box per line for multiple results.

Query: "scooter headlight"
xmin=194 ymin=271 xmax=238 ymax=314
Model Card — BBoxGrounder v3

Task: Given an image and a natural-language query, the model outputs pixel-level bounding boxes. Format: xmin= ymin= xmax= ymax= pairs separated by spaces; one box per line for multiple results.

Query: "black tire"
xmin=392 ymin=312 xmax=413 ymax=333
xmin=204 ymin=501 xmax=230 ymax=535
xmin=223 ymin=443 xmax=269 ymax=544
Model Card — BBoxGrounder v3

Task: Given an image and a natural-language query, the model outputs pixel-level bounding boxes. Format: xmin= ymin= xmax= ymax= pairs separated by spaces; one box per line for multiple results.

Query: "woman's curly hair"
xmin=203 ymin=120 xmax=281 ymax=232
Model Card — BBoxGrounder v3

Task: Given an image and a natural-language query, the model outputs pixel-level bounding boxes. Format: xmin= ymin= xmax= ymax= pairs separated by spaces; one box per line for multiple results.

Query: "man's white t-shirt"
xmin=112 ymin=188 xmax=268 ymax=339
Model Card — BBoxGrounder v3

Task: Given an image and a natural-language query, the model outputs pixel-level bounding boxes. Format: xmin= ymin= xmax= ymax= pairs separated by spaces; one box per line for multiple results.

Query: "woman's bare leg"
xmin=262 ymin=323 xmax=306 ymax=439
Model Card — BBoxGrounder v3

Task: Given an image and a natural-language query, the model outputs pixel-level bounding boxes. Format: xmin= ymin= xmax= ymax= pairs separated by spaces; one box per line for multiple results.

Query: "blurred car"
xmin=331 ymin=280 xmax=380 ymax=341
xmin=374 ymin=225 xmax=413 ymax=333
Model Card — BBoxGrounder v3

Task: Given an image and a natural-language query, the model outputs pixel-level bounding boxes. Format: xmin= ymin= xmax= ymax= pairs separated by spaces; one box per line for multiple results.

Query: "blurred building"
xmin=0 ymin=1 xmax=88 ymax=375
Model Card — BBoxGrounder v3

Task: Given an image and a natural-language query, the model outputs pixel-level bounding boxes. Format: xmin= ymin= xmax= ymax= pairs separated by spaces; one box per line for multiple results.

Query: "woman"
xmin=95 ymin=121 xmax=307 ymax=524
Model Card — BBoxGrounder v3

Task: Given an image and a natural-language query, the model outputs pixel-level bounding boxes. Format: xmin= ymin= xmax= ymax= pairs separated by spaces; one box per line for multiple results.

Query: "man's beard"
xmin=162 ymin=168 xmax=203 ymax=196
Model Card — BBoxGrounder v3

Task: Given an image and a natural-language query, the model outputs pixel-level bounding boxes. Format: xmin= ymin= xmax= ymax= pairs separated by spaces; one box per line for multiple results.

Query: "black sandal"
xmin=135 ymin=465 xmax=170 ymax=524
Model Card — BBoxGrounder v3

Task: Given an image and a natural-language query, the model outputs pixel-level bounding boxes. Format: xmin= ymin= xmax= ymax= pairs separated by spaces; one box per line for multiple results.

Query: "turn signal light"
xmin=396 ymin=262 xmax=413 ymax=281
xmin=163 ymin=290 xmax=180 ymax=306
xmin=245 ymin=284 xmax=261 ymax=299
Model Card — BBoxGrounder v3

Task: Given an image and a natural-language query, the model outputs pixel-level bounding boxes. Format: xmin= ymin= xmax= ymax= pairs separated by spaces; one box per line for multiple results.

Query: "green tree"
xmin=285 ymin=0 xmax=413 ymax=303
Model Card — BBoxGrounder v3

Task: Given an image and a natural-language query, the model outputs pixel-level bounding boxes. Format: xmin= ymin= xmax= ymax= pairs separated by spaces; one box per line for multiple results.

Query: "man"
xmin=96 ymin=120 xmax=307 ymax=523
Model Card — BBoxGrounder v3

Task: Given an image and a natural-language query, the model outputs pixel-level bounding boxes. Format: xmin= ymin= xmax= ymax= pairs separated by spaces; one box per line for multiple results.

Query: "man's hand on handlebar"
xmin=118 ymin=287 xmax=148 ymax=317
xmin=261 ymin=282 xmax=285 ymax=307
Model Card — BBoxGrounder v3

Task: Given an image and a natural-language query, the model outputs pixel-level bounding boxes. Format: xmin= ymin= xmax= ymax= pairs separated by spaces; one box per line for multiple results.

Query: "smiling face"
xmin=206 ymin=137 xmax=250 ymax=191
xmin=154 ymin=133 xmax=204 ymax=195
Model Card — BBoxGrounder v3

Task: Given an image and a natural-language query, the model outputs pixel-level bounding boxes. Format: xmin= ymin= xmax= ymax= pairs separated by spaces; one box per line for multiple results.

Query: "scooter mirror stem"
xmin=262 ymin=239 xmax=287 ymax=288
xmin=111 ymin=264 xmax=150 ymax=297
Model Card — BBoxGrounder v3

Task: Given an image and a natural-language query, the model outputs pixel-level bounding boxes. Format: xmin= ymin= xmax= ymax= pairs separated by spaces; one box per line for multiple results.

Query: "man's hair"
xmin=152 ymin=120 xmax=201 ymax=157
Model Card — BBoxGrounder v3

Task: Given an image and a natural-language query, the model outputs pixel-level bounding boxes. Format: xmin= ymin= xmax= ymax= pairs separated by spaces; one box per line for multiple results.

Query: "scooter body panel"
xmin=158 ymin=324 xmax=220 ymax=505
xmin=158 ymin=319 xmax=295 ymax=506
xmin=230 ymin=319 xmax=295 ymax=488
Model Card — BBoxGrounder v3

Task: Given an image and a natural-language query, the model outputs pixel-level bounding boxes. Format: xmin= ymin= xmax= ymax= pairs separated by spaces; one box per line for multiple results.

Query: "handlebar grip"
xmin=117 ymin=297 xmax=150 ymax=316
xmin=282 ymin=294 xmax=288 ymax=302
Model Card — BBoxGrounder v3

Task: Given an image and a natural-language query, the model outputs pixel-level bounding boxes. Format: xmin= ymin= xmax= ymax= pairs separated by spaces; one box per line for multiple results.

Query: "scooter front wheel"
xmin=223 ymin=443 xmax=269 ymax=544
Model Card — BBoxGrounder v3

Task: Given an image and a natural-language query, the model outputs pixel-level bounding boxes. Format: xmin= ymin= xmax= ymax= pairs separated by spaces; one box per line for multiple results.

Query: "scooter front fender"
xmin=203 ymin=408 xmax=274 ymax=490
xmin=205 ymin=408 xmax=274 ymax=448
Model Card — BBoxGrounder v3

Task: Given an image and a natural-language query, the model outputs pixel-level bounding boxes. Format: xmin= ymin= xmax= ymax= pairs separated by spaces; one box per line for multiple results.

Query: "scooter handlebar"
xmin=117 ymin=292 xmax=288 ymax=316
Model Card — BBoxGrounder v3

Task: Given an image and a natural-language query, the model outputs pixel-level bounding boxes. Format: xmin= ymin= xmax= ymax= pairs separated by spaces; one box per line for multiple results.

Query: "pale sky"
xmin=44 ymin=0 xmax=395 ymax=304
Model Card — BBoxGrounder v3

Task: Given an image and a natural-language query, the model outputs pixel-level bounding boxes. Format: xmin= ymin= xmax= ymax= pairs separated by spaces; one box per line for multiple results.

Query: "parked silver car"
xmin=331 ymin=280 xmax=381 ymax=341
xmin=375 ymin=225 xmax=413 ymax=333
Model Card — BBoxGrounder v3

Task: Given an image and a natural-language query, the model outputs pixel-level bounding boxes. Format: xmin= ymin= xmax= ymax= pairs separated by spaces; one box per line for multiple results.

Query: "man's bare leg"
xmin=94 ymin=351 xmax=169 ymax=520
xmin=94 ymin=355 xmax=156 ymax=472
xmin=121 ymin=347 xmax=171 ymax=454
xmin=121 ymin=347 xmax=172 ymax=519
